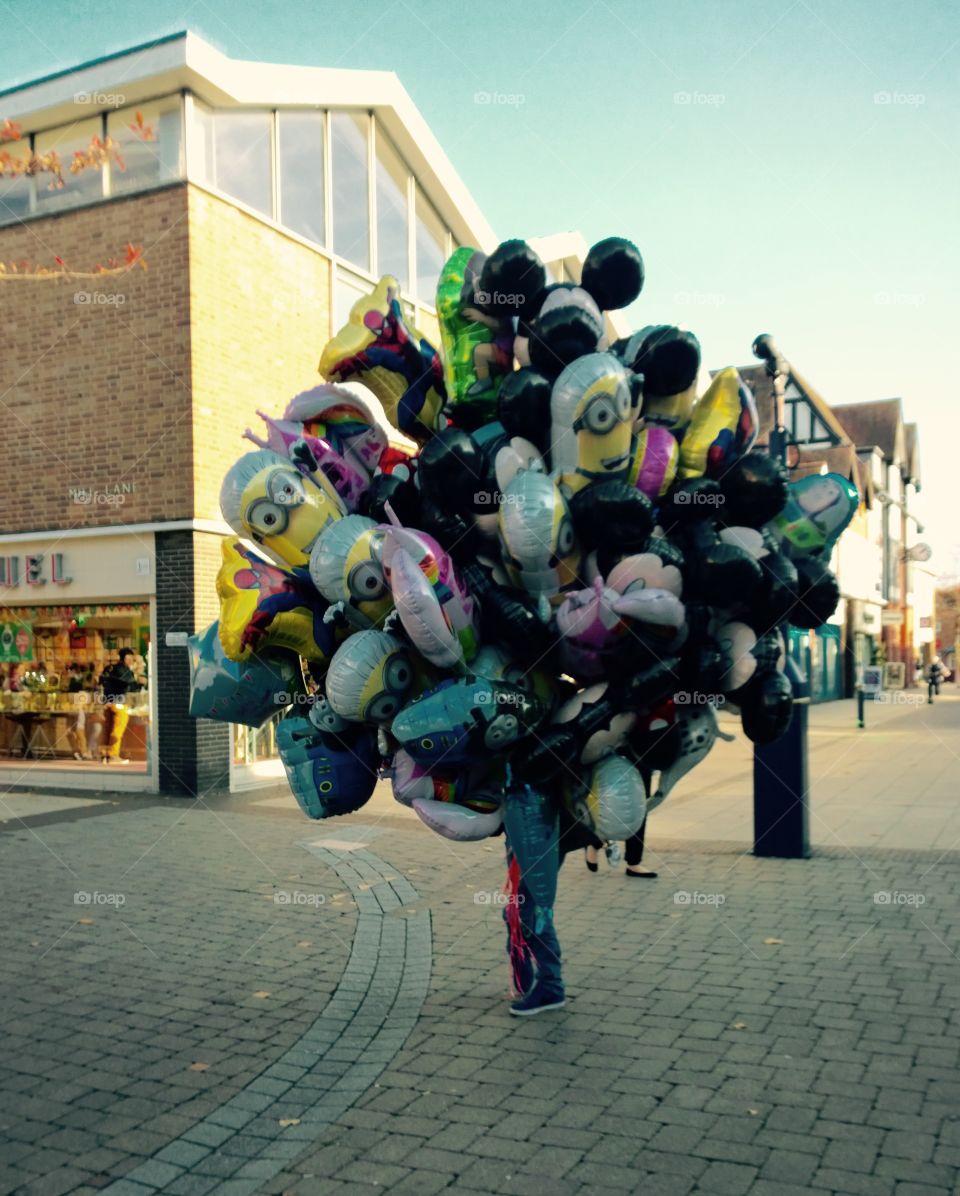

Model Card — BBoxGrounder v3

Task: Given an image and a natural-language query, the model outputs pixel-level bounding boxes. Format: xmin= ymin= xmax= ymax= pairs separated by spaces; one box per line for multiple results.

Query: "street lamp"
xmin=750 ymin=334 xmax=810 ymax=859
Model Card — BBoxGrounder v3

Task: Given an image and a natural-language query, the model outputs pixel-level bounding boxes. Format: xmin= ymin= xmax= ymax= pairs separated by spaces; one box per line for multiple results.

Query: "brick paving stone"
xmin=812 ymin=1168 xmax=896 ymax=1195
xmin=694 ymin=1160 xmax=758 ymax=1193
xmin=4 ymin=715 xmax=960 ymax=1196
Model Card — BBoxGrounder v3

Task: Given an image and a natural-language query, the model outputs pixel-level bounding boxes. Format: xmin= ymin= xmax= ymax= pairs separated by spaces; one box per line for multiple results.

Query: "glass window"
xmin=375 ymin=130 xmax=408 ymax=287
xmin=233 ymin=714 xmax=280 ymax=765
xmin=0 ymin=602 xmax=151 ymax=773
xmin=34 ymin=117 xmax=104 ymax=212
xmin=794 ymin=402 xmax=813 ymax=443
xmin=277 ymin=110 xmax=325 ymax=245
xmin=106 ymin=96 xmax=183 ymax=195
xmin=334 ymin=268 xmax=373 ymax=331
xmin=331 ymin=111 xmax=370 ymax=270
xmin=414 ymin=187 xmax=446 ymax=306
xmin=191 ymin=99 xmax=215 ymax=181
xmin=0 ymin=158 xmax=33 ymax=225
xmin=212 ymin=110 xmax=273 ymax=217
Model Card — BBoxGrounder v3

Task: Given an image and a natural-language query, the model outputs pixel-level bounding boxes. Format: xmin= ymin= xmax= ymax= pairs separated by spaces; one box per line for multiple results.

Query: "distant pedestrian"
xmin=99 ymin=648 xmax=142 ymax=764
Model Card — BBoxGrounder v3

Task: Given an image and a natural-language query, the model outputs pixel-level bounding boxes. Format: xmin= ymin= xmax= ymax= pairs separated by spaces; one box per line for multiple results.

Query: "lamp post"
xmin=750 ymin=334 xmax=810 ymax=859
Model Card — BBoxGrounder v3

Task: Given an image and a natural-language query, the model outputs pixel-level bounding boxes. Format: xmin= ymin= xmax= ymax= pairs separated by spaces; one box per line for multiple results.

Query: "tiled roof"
xmin=831 ymin=398 xmax=904 ymax=462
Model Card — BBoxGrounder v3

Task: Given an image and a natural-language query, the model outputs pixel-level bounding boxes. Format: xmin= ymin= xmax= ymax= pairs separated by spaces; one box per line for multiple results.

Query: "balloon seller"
xmin=190 ymin=235 xmax=857 ymax=1017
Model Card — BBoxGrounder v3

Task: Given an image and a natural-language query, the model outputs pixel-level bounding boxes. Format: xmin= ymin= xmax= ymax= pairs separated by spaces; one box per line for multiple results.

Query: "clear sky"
xmin=5 ymin=0 xmax=959 ymax=571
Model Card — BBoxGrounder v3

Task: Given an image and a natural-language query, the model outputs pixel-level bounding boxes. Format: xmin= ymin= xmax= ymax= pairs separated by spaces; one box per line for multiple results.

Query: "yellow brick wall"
xmin=187 ymin=187 xmax=333 ymax=523
xmin=0 ymin=186 xmax=193 ymax=532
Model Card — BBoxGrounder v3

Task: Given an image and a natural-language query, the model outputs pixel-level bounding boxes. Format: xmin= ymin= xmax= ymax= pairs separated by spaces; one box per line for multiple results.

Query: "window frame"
xmin=1 ymin=90 xmax=456 ymax=316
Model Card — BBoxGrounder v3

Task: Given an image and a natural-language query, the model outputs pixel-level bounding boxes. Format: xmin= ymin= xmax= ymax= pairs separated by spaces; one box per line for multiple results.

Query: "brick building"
xmin=735 ymin=365 xmax=927 ymax=700
xmin=0 ymin=33 xmax=616 ymax=795
xmin=0 ymin=32 xmax=500 ymax=794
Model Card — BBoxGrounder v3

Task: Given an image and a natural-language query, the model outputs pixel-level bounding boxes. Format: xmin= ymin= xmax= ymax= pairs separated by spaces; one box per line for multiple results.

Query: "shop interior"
xmin=0 ymin=602 xmax=151 ymax=771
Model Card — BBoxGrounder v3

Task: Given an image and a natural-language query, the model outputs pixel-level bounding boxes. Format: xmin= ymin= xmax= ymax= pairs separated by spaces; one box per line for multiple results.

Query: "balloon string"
xmin=504 ymin=854 xmax=532 ymax=997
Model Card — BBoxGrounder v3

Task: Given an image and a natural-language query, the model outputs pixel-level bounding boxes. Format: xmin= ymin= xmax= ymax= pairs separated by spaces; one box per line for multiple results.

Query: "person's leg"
xmin=503 ymin=854 xmax=536 ymax=996
xmin=625 ymin=817 xmax=657 ymax=876
xmin=102 ymin=705 xmax=115 ymax=759
xmin=510 ymin=886 xmax=564 ymax=1014
xmin=104 ymin=704 xmax=130 ymax=759
xmin=525 ymin=903 xmax=562 ymax=995
xmin=76 ymin=712 xmax=89 ymax=758
xmin=625 ymin=819 xmax=646 ymax=865
xmin=584 ymin=830 xmax=603 ymax=870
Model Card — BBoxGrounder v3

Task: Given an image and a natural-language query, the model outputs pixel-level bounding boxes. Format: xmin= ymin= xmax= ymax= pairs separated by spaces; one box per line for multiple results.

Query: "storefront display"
xmin=0 ymin=602 xmax=151 ymax=770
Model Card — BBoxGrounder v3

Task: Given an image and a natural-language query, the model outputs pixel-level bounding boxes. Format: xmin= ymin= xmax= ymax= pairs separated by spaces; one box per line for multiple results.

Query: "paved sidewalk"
xmin=1 ymin=692 xmax=959 ymax=1196
xmin=651 ymin=691 xmax=960 ymax=853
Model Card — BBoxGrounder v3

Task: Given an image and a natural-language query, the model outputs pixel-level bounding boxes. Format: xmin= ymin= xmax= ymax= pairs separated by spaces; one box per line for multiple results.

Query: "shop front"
xmin=230 ymin=715 xmax=285 ymax=791
xmin=847 ymin=598 xmax=884 ymax=696
xmin=788 ymin=599 xmax=846 ymax=704
xmin=0 ymin=532 xmax=157 ymax=792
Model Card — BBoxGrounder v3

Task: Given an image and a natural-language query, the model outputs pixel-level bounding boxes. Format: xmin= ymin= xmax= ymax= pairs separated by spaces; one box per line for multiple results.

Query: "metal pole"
xmin=751 ymin=335 xmax=810 ymax=859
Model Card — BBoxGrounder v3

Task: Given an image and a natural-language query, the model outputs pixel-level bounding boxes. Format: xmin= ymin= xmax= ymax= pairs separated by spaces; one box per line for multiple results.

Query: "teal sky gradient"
xmin=5 ymin=0 xmax=959 ymax=568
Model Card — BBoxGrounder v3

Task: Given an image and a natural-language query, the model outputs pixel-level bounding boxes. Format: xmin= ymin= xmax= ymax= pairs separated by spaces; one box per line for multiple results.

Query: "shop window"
xmin=331 ymin=111 xmax=370 ymax=271
xmin=277 ymin=110 xmax=325 ymax=245
xmin=414 ymin=187 xmax=446 ymax=307
xmin=0 ymin=603 xmax=151 ymax=772
xmin=375 ymin=129 xmax=409 ymax=288
xmin=34 ymin=117 xmax=104 ymax=213
xmin=106 ymin=96 xmax=183 ymax=195
xmin=233 ymin=714 xmax=280 ymax=767
xmin=209 ymin=110 xmax=274 ymax=218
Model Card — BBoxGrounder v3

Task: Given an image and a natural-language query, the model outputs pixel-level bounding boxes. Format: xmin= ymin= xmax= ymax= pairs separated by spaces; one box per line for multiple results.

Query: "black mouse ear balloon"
xmin=527 ymin=298 xmax=604 ymax=377
xmin=417 ymin=427 xmax=483 ymax=511
xmin=719 ymin=451 xmax=789 ymax=528
xmin=497 ymin=368 xmax=552 ymax=449
xmin=361 ymin=474 xmax=420 ymax=527
xmin=740 ymin=671 xmax=794 ymax=744
xmin=477 ymin=239 xmax=546 ymax=316
xmin=569 ymin=480 xmax=653 ymax=554
xmin=789 ymin=557 xmax=841 ymax=628
xmin=581 ymin=237 xmax=644 ymax=310
xmin=634 ymin=325 xmax=701 ymax=396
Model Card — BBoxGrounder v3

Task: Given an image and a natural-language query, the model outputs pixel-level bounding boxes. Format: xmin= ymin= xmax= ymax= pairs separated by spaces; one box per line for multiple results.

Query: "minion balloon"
xmin=325 ymin=629 xmax=416 ymax=726
xmin=498 ymin=466 xmax=581 ymax=608
xmin=220 ymin=449 xmax=345 ymax=569
xmin=549 ymin=352 xmax=634 ymax=495
xmin=308 ymin=515 xmax=392 ymax=630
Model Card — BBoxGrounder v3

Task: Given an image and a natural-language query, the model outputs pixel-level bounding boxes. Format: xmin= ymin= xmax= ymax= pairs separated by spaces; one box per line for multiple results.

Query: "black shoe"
xmin=509 ymin=983 xmax=566 ymax=1017
xmin=584 ymin=847 xmax=598 ymax=873
xmin=625 ymin=866 xmax=658 ymax=879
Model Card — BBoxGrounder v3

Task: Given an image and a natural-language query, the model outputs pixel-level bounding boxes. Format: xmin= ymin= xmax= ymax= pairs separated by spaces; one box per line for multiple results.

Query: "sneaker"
xmin=116 ymin=758 xmax=131 ymax=765
xmin=509 ymin=983 xmax=566 ymax=1017
xmin=73 ymin=752 xmax=83 ymax=761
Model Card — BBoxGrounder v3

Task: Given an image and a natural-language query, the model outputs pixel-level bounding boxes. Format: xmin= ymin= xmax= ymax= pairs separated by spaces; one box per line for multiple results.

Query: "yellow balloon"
xmin=677 ymin=367 xmax=744 ymax=480
xmin=318 ymin=275 xmax=445 ymax=441
xmin=219 ymin=450 xmax=345 ymax=569
xmin=216 ymin=539 xmax=336 ymax=664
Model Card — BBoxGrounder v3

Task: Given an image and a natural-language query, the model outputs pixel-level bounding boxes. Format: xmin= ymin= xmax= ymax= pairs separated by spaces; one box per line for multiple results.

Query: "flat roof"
xmin=1 ymin=30 xmax=497 ymax=254
xmin=3 ymin=33 xmax=621 ymax=321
